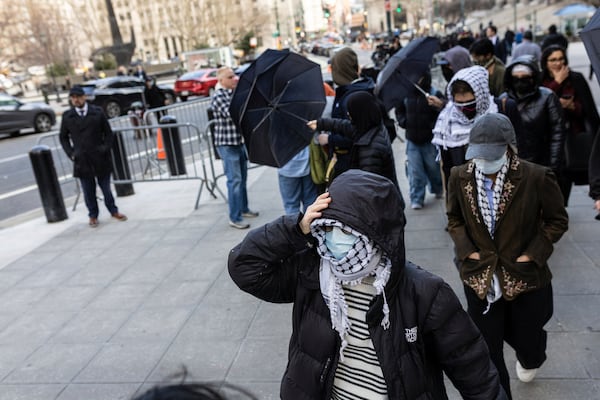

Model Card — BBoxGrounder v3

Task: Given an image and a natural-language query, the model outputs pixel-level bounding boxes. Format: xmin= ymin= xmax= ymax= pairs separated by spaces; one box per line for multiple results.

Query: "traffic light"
xmin=323 ymin=8 xmax=330 ymax=18
xmin=396 ymin=3 xmax=402 ymax=13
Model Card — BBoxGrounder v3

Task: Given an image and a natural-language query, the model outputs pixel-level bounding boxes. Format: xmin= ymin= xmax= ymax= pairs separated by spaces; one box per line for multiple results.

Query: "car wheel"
xmin=34 ymin=113 xmax=53 ymax=133
xmin=180 ymin=96 xmax=188 ymax=102
xmin=9 ymin=130 xmax=20 ymax=137
xmin=105 ymin=100 xmax=122 ymax=119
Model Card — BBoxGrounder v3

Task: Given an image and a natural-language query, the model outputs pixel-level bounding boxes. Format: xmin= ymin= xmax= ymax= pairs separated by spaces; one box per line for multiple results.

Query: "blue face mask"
xmin=474 ymin=153 xmax=507 ymax=175
xmin=325 ymin=226 xmax=358 ymax=260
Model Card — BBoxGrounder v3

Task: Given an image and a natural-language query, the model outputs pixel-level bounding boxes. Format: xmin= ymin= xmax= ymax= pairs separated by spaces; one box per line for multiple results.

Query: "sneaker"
xmin=242 ymin=210 xmax=259 ymax=218
xmin=89 ymin=217 xmax=99 ymax=228
xmin=516 ymin=360 xmax=538 ymax=383
xmin=411 ymin=203 xmax=423 ymax=210
xmin=229 ymin=220 xmax=250 ymax=229
xmin=111 ymin=212 xmax=128 ymax=221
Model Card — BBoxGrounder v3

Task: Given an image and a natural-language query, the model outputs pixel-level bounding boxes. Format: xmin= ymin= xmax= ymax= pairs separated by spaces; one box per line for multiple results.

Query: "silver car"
xmin=0 ymin=93 xmax=56 ymax=136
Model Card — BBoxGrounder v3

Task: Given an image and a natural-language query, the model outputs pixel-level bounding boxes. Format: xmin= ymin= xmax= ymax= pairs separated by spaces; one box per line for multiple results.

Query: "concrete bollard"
xmin=29 ymin=145 xmax=68 ymax=223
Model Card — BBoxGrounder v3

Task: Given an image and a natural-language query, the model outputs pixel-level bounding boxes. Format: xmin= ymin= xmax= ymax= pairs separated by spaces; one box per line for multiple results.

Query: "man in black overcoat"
xmin=59 ymin=86 xmax=127 ymax=227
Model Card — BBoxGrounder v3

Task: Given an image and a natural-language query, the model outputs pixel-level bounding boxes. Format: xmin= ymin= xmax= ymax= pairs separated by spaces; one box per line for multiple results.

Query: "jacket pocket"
xmin=500 ymin=260 xmax=541 ymax=299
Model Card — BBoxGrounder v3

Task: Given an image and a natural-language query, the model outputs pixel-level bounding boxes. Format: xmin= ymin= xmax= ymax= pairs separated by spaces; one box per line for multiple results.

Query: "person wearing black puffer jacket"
xmin=228 ymin=170 xmax=506 ymax=400
xmin=308 ymin=91 xmax=398 ymax=188
xmin=499 ymin=55 xmax=567 ymax=179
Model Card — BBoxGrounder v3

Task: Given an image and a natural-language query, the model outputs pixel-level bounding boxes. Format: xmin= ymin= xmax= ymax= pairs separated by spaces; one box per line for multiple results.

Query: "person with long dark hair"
xmin=540 ymin=45 xmax=600 ymax=205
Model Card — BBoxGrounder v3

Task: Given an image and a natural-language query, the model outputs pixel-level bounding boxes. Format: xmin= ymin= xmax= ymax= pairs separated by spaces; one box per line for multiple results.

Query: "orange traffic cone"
xmin=156 ymin=128 xmax=166 ymax=160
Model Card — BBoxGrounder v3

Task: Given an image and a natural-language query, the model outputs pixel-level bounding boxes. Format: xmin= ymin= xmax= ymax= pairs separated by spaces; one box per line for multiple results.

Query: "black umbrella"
xmin=580 ymin=8 xmax=600 ymax=82
xmin=230 ymin=49 xmax=326 ymax=167
xmin=374 ymin=36 xmax=440 ymax=111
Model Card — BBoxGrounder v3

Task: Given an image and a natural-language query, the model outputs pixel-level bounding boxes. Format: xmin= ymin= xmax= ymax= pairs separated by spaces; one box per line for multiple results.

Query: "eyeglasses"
xmin=547 ymin=57 xmax=565 ymax=63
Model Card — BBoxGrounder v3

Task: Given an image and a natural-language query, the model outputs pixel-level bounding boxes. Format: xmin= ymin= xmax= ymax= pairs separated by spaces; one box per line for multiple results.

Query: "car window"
xmin=0 ymin=97 xmax=19 ymax=107
xmin=208 ymin=70 xmax=217 ymax=78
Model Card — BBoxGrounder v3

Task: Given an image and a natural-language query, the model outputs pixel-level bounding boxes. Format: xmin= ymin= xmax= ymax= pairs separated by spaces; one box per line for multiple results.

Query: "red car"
xmin=174 ymin=68 xmax=218 ymax=101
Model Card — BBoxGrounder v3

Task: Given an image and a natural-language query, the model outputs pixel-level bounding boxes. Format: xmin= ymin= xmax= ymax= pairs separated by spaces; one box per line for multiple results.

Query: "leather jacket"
xmin=500 ymin=55 xmax=567 ymax=172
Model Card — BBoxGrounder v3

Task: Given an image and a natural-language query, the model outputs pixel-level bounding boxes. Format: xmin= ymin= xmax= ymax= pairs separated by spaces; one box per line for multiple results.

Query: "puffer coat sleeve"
xmin=228 ymin=214 xmax=316 ymax=303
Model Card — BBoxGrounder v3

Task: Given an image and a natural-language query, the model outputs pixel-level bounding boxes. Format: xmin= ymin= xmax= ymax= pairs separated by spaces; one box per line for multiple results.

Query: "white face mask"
xmin=325 ymin=226 xmax=358 ymax=260
xmin=474 ymin=153 xmax=507 ymax=175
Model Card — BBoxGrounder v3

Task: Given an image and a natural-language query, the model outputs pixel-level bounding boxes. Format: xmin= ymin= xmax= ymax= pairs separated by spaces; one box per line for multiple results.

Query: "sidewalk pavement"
xmin=0 ymin=135 xmax=599 ymax=400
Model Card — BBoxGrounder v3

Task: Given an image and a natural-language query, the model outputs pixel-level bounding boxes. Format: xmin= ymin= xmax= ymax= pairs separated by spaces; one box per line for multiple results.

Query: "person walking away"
xmin=499 ymin=55 xmax=567 ymax=194
xmin=308 ymin=91 xmax=399 ymax=188
xmin=210 ymin=66 xmax=259 ymax=229
xmin=229 ymin=169 xmax=507 ymax=400
xmin=432 ymin=66 xmax=522 ymax=194
xmin=540 ymin=45 xmax=600 ymax=205
xmin=469 ymin=38 xmax=506 ymax=96
xmin=511 ymin=30 xmax=541 ymax=64
xmin=541 ymin=24 xmax=568 ymax=51
xmin=395 ymin=72 xmax=444 ymax=209
xmin=59 ymin=86 xmax=127 ymax=227
xmin=277 ymin=146 xmax=318 ymax=215
xmin=447 ymin=113 xmax=568 ymax=399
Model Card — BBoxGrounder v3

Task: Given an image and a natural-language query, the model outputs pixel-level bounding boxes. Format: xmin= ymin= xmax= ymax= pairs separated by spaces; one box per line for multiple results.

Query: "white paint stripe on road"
xmin=0 ymin=174 xmax=73 ymax=200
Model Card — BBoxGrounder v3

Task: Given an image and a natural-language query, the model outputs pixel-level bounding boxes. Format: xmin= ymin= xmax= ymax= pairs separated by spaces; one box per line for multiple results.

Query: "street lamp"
xmin=39 ymin=32 xmax=61 ymax=103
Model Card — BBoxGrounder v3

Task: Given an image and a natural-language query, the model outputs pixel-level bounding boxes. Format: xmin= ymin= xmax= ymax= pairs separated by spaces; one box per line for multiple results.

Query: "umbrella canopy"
xmin=580 ymin=9 xmax=600 ymax=82
xmin=375 ymin=36 xmax=440 ymax=111
xmin=230 ymin=49 xmax=326 ymax=167
xmin=554 ymin=3 xmax=596 ymax=17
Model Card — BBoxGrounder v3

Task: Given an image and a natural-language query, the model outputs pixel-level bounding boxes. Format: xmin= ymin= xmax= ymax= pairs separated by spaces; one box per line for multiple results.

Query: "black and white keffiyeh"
xmin=474 ymin=158 xmax=509 ymax=313
xmin=311 ymin=218 xmax=392 ymax=360
xmin=474 ymin=158 xmax=509 ymax=237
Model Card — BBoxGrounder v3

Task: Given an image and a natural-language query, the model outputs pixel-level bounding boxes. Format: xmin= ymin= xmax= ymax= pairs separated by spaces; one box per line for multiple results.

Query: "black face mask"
xmin=512 ymin=77 xmax=535 ymax=97
xmin=442 ymin=65 xmax=454 ymax=83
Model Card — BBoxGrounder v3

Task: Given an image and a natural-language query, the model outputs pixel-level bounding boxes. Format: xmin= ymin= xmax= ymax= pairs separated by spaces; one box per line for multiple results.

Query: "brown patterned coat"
xmin=447 ymin=156 xmax=568 ymax=300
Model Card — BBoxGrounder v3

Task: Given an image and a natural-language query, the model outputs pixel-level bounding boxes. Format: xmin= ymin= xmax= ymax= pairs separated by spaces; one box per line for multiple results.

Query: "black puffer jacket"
xmin=317 ymin=118 xmax=399 ymax=187
xmin=499 ymin=55 xmax=567 ymax=172
xmin=229 ymin=170 xmax=504 ymax=400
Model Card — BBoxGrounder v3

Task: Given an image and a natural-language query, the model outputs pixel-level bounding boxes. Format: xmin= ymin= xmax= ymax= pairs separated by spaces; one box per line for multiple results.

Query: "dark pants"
xmin=464 ymin=284 xmax=553 ymax=400
xmin=440 ymin=145 xmax=468 ymax=195
xmin=80 ymin=174 xmax=118 ymax=218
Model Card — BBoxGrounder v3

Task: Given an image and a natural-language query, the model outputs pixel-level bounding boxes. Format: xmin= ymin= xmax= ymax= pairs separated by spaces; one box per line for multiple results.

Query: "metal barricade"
xmin=109 ymin=122 xmax=225 ymax=209
xmin=144 ymin=97 xmax=213 ymax=131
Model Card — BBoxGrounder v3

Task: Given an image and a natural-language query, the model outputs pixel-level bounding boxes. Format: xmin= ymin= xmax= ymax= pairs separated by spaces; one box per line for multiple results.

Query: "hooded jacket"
xmin=499 ymin=55 xmax=567 ymax=172
xmin=229 ymin=170 xmax=504 ymax=400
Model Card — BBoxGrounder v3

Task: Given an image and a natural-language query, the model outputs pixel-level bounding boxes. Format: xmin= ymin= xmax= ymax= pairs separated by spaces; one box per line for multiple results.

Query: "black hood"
xmin=320 ymin=170 xmax=406 ymax=266
xmin=504 ymin=55 xmax=542 ymax=96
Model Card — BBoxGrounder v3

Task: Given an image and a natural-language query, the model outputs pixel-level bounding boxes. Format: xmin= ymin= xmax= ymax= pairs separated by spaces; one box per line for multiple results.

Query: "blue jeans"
xmin=278 ymin=174 xmax=318 ymax=215
xmin=405 ymin=140 xmax=443 ymax=206
xmin=80 ymin=174 xmax=118 ymax=218
xmin=216 ymin=145 xmax=249 ymax=222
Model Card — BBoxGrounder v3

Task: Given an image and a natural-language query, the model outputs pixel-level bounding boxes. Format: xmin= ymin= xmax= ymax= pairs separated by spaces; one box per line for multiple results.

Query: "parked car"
xmin=0 ymin=93 xmax=56 ymax=136
xmin=81 ymin=76 xmax=175 ymax=119
xmin=174 ymin=68 xmax=218 ymax=101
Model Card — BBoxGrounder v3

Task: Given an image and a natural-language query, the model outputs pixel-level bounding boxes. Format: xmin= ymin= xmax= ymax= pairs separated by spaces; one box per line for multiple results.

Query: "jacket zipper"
xmin=319 ymin=357 xmax=332 ymax=383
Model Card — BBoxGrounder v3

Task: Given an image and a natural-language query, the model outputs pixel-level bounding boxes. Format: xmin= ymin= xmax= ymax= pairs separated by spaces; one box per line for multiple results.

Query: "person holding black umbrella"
xmin=210 ymin=66 xmax=259 ymax=229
